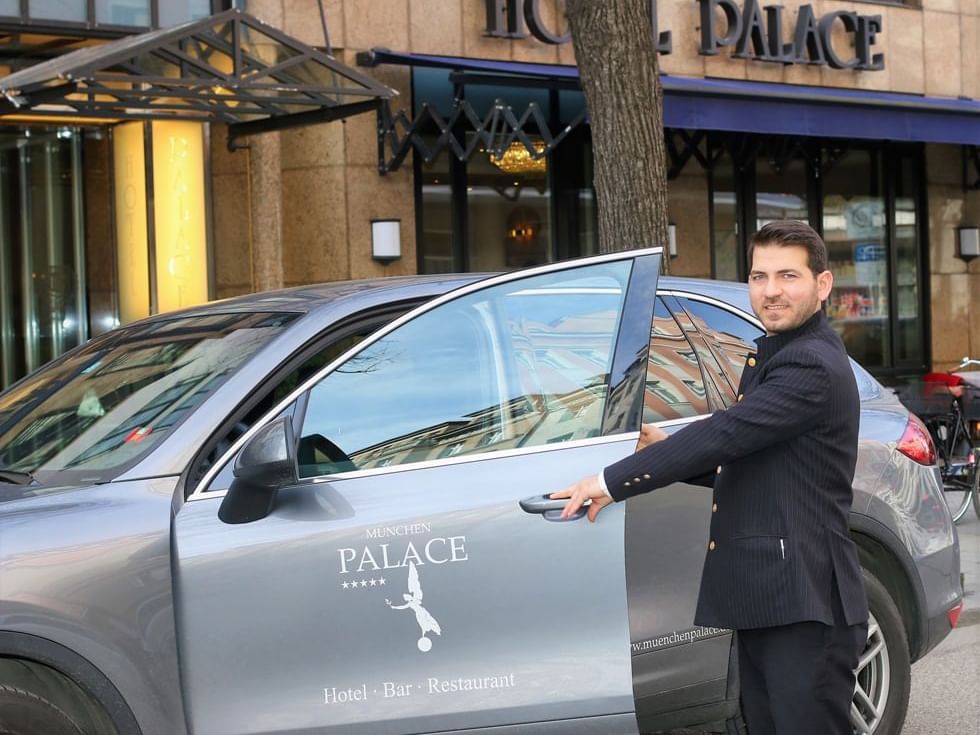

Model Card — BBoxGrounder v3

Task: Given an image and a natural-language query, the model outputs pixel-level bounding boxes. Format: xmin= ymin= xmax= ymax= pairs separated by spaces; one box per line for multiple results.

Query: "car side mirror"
xmin=218 ymin=417 xmax=297 ymax=525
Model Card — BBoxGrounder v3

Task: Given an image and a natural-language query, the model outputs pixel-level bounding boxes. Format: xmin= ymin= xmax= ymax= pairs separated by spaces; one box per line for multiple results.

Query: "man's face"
xmin=748 ymin=244 xmax=833 ymax=335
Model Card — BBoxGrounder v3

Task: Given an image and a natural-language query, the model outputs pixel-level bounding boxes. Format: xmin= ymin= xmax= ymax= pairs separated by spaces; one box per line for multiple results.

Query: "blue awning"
xmin=359 ymin=49 xmax=980 ymax=146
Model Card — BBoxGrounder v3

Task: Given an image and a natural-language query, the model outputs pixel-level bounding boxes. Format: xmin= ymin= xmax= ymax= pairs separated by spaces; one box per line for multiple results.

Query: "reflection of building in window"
xmin=682 ymin=310 xmax=758 ymax=393
xmin=342 ymin=309 xmax=622 ymax=471
xmin=643 ymin=314 xmax=710 ymax=422
xmin=350 ymin=383 xmax=606 ymax=471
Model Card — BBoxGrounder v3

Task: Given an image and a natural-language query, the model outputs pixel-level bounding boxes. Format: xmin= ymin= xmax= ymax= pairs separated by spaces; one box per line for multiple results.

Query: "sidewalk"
xmin=903 ymin=511 xmax=980 ymax=734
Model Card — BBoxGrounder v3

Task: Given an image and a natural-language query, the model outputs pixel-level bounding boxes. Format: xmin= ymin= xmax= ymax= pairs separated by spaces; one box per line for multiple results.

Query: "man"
xmin=552 ymin=220 xmax=869 ymax=735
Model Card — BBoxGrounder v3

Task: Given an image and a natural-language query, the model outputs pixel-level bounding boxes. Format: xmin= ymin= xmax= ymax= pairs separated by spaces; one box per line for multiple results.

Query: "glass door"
xmin=0 ymin=127 xmax=87 ymax=390
xmin=822 ymin=149 xmax=890 ymax=369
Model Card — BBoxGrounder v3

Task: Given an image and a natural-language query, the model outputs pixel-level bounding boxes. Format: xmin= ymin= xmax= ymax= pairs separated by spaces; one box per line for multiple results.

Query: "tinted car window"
xmin=643 ymin=298 xmax=710 ymax=422
xmin=0 ymin=311 xmax=298 ymax=483
xmin=297 ymin=262 xmax=631 ymax=476
xmin=665 ymin=298 xmax=732 ymax=410
xmin=677 ymin=297 xmax=764 ymax=396
xmin=198 ymin=321 xmax=394 ymax=493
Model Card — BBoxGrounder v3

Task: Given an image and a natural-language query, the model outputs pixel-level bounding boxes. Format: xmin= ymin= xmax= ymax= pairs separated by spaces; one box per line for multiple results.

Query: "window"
xmin=95 ymin=0 xmax=150 ymax=25
xmin=196 ymin=311 xmax=409 ymax=493
xmin=0 ymin=311 xmax=298 ymax=483
xmin=297 ymin=262 xmax=631 ymax=477
xmin=706 ymin=133 xmax=927 ymax=377
xmin=676 ymin=297 xmax=763 ymax=395
xmin=642 ymin=298 xmax=710 ymax=422
xmin=663 ymin=297 xmax=733 ymax=410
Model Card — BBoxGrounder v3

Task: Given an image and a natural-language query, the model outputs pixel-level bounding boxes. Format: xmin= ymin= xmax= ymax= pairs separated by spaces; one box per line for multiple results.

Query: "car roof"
xmin=144 ymin=273 xmax=488 ymax=322
xmin=136 ymin=272 xmax=753 ymax=325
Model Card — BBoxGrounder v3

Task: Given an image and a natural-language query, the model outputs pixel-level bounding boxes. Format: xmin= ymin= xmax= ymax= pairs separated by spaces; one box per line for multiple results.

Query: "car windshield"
xmin=0 ymin=311 xmax=299 ymax=484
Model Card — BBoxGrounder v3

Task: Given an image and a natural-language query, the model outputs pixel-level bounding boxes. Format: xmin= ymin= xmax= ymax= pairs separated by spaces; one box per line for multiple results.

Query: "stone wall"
xmin=927 ymin=144 xmax=980 ymax=372
xmin=210 ymin=0 xmax=980 ymax=373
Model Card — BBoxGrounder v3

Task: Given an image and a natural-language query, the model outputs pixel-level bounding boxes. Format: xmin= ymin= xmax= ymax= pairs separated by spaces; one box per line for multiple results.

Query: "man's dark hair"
xmin=748 ymin=220 xmax=829 ymax=275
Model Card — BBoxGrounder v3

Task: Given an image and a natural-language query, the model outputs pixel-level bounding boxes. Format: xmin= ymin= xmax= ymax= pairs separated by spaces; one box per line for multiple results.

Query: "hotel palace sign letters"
xmin=485 ymin=0 xmax=885 ymax=71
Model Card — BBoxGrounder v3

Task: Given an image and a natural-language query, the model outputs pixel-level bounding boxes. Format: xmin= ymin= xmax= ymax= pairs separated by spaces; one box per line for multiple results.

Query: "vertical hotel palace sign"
xmin=485 ymin=0 xmax=885 ymax=71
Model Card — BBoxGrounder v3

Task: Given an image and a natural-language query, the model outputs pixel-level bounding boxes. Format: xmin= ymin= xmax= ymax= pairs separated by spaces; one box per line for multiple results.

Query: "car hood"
xmin=0 ymin=480 xmax=95 ymax=506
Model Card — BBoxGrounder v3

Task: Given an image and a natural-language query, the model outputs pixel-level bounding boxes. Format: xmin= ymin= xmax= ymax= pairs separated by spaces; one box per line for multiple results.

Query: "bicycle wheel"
xmin=939 ymin=418 xmax=976 ymax=523
xmin=943 ymin=475 xmax=973 ymax=522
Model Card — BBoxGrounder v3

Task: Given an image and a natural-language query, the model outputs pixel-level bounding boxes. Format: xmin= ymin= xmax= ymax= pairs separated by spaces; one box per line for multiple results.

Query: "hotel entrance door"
xmin=0 ymin=127 xmax=87 ymax=389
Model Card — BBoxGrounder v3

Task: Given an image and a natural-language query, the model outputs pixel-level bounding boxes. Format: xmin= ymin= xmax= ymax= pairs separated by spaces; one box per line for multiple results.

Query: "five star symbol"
xmin=341 ymin=577 xmax=387 ymax=590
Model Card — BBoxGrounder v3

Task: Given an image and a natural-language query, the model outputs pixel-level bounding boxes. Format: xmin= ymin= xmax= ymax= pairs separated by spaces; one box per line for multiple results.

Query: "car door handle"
xmin=519 ymin=494 xmax=588 ymax=521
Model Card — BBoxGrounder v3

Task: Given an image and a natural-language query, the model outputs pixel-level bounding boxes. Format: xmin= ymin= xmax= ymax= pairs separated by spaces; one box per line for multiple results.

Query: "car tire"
xmin=0 ymin=685 xmax=84 ymax=735
xmin=852 ymin=570 xmax=911 ymax=735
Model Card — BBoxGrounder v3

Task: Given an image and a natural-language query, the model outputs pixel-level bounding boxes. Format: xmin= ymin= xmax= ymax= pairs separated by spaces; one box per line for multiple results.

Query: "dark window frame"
xmin=0 ymin=0 xmax=226 ymax=34
xmin=705 ymin=133 xmax=930 ymax=380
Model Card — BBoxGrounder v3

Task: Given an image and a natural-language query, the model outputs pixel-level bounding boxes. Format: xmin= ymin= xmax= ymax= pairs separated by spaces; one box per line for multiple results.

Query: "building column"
xmin=248 ymin=131 xmax=284 ymax=292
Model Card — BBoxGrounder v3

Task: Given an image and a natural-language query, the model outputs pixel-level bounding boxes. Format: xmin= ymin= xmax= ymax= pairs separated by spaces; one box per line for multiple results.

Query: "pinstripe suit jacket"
xmin=605 ymin=311 xmax=869 ymax=630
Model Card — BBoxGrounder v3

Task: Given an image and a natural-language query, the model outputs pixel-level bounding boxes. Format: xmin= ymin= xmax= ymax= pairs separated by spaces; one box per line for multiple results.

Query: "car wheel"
xmin=0 ymin=685 xmax=84 ymax=735
xmin=850 ymin=571 xmax=911 ymax=735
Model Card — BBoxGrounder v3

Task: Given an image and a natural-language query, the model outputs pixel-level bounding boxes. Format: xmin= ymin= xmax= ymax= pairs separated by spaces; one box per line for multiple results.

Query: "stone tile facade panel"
xmin=922 ymin=0 xmax=959 ymax=14
xmin=931 ymin=273 xmax=972 ymax=365
xmin=345 ymin=166 xmax=418 ymax=280
xmin=211 ymin=172 xmax=252 ymax=295
xmin=409 ymin=0 xmax=463 ymax=55
xmin=282 ymin=165 xmax=351 ymax=284
xmin=281 ymin=121 xmax=346 ymax=170
xmin=962 ymin=14 xmax=980 ymax=98
xmin=885 ymin=6 xmax=925 ymax=94
xmin=923 ymin=11 xmax=962 ymax=96
xmin=657 ymin=0 xmax=707 ymax=77
xmin=211 ymin=124 xmax=248 ymax=176
xmin=281 ymin=0 xmax=336 ymax=47
xmin=344 ymin=0 xmax=409 ymax=51
xmin=927 ymin=186 xmax=967 ymax=275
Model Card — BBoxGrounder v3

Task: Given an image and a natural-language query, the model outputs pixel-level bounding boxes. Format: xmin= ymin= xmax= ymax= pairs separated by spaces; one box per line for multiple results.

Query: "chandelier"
xmin=489 ymin=141 xmax=547 ymax=175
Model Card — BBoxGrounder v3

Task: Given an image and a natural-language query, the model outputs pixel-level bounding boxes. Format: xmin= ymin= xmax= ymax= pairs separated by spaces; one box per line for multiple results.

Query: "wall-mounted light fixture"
xmin=668 ymin=223 xmax=677 ymax=258
xmin=371 ymin=219 xmax=401 ymax=262
xmin=958 ymin=226 xmax=979 ymax=262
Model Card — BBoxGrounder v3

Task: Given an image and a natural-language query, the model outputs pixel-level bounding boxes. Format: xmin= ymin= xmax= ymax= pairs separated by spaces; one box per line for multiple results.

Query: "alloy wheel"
xmin=850 ymin=611 xmax=890 ymax=734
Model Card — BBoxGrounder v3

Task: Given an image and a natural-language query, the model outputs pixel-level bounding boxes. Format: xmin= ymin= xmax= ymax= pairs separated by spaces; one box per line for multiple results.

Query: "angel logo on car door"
xmin=386 ymin=562 xmax=441 ymax=652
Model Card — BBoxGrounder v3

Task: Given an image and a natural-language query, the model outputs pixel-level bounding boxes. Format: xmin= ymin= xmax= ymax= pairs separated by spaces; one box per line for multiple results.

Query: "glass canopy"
xmin=0 ymin=8 xmax=393 ymax=142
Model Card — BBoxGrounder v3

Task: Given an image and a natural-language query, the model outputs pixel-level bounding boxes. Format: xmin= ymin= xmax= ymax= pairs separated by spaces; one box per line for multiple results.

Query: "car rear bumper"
xmin=915 ymin=540 xmax=963 ymax=659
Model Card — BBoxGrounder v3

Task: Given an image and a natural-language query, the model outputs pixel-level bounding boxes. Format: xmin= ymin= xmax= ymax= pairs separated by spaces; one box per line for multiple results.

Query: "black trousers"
xmin=736 ymin=605 xmax=868 ymax=735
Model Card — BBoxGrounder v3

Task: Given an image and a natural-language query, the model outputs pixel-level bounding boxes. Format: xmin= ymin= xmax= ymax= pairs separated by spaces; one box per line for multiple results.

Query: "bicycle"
xmin=897 ymin=365 xmax=980 ymax=523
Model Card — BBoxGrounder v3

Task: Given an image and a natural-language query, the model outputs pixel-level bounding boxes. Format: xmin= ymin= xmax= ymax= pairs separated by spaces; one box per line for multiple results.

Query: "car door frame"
xmin=188 ymin=249 xmax=665 ymax=503
xmin=176 ymin=249 xmax=663 ymax=735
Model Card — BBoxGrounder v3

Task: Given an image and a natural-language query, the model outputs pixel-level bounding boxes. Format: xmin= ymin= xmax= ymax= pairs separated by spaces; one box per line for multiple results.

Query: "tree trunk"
xmin=565 ymin=0 xmax=670 ymax=271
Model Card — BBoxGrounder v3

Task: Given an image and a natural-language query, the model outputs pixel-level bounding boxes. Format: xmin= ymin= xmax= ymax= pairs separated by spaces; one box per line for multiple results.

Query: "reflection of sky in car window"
xmin=300 ymin=264 xmax=630 ymax=470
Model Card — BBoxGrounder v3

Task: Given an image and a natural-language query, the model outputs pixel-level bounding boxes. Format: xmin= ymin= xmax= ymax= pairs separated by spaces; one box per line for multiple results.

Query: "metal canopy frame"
xmin=0 ymin=8 xmax=394 ymax=144
xmin=374 ymin=86 xmax=703 ymax=181
xmin=376 ymin=94 xmax=587 ymax=175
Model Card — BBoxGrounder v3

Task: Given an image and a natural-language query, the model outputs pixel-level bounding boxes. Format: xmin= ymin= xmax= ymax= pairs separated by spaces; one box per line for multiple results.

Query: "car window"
xmin=643 ymin=298 xmax=710 ymax=422
xmin=663 ymin=297 xmax=732 ymax=409
xmin=0 ymin=312 xmax=299 ymax=484
xmin=195 ymin=328 xmax=382 ymax=493
xmin=676 ymin=297 xmax=764 ymax=397
xmin=296 ymin=262 xmax=632 ymax=477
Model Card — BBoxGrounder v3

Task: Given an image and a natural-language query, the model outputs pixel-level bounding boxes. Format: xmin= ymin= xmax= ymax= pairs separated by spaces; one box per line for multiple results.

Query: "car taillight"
xmin=897 ymin=414 xmax=937 ymax=465
xmin=947 ymin=601 xmax=963 ymax=629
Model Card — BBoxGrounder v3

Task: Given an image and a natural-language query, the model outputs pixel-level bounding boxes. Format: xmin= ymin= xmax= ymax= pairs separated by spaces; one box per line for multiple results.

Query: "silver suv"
xmin=0 ymin=250 xmax=962 ymax=735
